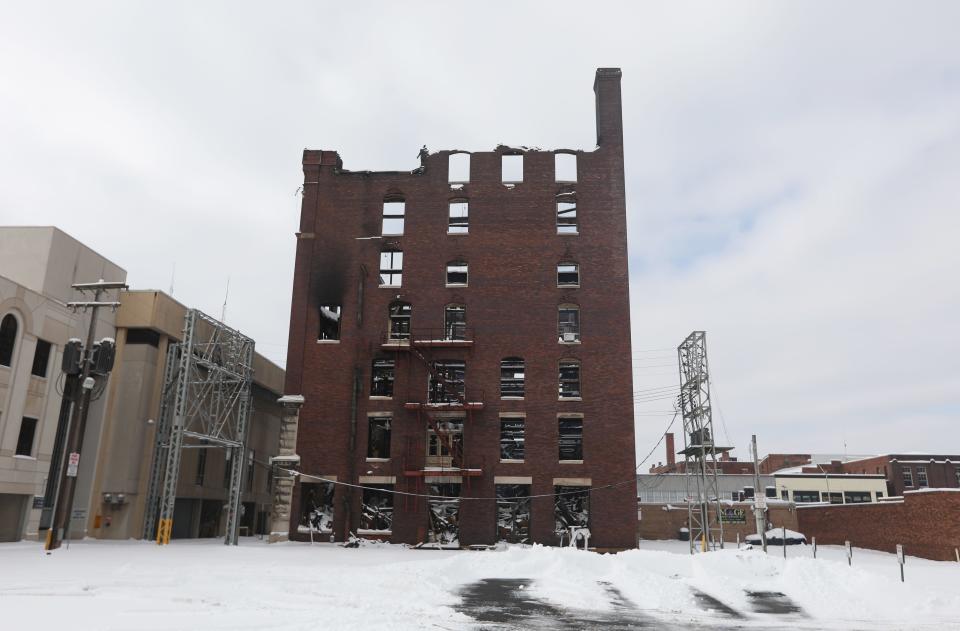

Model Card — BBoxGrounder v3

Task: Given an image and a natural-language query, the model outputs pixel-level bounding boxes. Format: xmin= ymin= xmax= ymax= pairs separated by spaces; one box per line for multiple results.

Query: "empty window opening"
xmin=360 ymin=484 xmax=393 ymax=533
xmin=557 ymin=263 xmax=579 ymax=287
xmin=558 ymin=305 xmax=580 ymax=343
xmin=429 ymin=360 xmax=466 ymax=404
xmin=557 ymin=196 xmax=578 ymax=234
xmin=427 ymin=420 xmax=464 ymax=469
xmin=298 ymin=481 xmax=335 ymax=534
xmin=379 ymin=249 xmax=403 ymax=287
xmin=318 ymin=304 xmax=342 ymax=341
xmin=371 ymin=358 xmax=395 ymax=397
xmin=367 ymin=416 xmax=392 ymax=459
xmin=388 ymin=301 xmax=412 ymax=341
xmin=502 ymin=154 xmax=523 ymax=184
xmin=917 ymin=466 xmax=929 ymax=487
xmin=448 ymin=153 xmax=470 ymax=183
xmin=496 ymin=485 xmax=531 ymax=543
xmin=31 ymin=339 xmax=52 ymax=377
xmin=554 ymin=486 xmax=589 ymax=538
xmin=428 ymin=483 xmax=462 ymax=547
xmin=823 ymin=492 xmax=844 ymax=504
xmin=555 ymin=153 xmax=577 ymax=182
xmin=382 ymin=198 xmax=405 ymax=235
xmin=446 ymin=260 xmax=468 ymax=286
xmin=559 ymin=417 xmax=583 ymax=461
xmin=126 ymin=328 xmax=161 ymax=347
xmin=444 ymin=304 xmax=466 ymax=340
xmin=902 ymin=467 xmax=913 ymax=487
xmin=0 ymin=313 xmax=17 ymax=366
xmin=499 ymin=418 xmax=525 ymax=461
xmin=559 ymin=360 xmax=581 ymax=399
xmin=500 ymin=357 xmax=525 ymax=398
xmin=448 ymin=200 xmax=469 ymax=234
xmin=15 ymin=417 xmax=38 ymax=456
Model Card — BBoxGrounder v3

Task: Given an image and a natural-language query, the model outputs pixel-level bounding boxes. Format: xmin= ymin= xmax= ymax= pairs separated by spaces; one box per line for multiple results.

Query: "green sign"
xmin=719 ymin=507 xmax=747 ymax=524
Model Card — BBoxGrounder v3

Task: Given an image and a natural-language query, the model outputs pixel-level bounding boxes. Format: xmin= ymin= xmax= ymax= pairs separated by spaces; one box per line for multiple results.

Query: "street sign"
xmin=66 ymin=452 xmax=80 ymax=478
xmin=71 ymin=508 xmax=87 ymax=521
xmin=33 ymin=496 xmax=44 ymax=509
xmin=754 ymin=495 xmax=767 ymax=510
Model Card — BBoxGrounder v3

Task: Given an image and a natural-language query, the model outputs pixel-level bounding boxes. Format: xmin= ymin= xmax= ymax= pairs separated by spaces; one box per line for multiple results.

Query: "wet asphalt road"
xmin=454 ymin=578 xmax=845 ymax=630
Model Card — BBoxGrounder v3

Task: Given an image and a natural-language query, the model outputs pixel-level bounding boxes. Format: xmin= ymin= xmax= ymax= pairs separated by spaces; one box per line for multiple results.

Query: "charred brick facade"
xmin=284 ymin=68 xmax=636 ymax=549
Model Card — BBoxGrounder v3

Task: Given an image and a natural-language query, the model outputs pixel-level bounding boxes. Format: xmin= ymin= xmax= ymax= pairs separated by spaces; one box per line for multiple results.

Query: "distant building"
xmin=0 ymin=227 xmax=125 ymax=542
xmin=637 ymin=473 xmax=775 ymax=504
xmin=836 ymin=454 xmax=960 ymax=497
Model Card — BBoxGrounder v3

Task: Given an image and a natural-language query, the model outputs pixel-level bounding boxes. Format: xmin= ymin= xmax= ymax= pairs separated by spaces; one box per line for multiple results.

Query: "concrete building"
xmin=85 ymin=290 xmax=286 ymax=540
xmin=0 ymin=227 xmax=125 ymax=541
xmin=773 ymin=470 xmax=888 ymax=504
xmin=284 ymin=69 xmax=637 ymax=549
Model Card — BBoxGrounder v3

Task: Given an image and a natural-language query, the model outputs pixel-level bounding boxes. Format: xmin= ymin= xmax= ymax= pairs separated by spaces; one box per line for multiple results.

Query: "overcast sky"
xmin=1 ymin=2 xmax=958 ymax=460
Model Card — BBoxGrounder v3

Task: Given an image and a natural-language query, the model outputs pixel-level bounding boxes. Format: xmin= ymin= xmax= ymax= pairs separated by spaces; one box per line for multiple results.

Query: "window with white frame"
xmin=446 ymin=260 xmax=468 ymax=286
xmin=379 ymin=249 xmax=403 ymax=287
xmin=916 ymin=466 xmax=929 ymax=487
xmin=558 ymin=305 xmax=580 ymax=342
xmin=448 ymin=200 xmax=468 ymax=234
xmin=902 ymin=467 xmax=913 ymax=487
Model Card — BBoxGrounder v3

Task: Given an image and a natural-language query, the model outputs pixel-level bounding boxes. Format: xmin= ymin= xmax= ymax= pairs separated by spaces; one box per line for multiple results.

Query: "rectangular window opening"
xmin=360 ymin=484 xmax=394 ymax=533
xmin=444 ymin=305 xmax=466 ymax=341
xmin=557 ymin=200 xmax=578 ymax=234
xmin=446 ymin=262 xmax=468 ymax=286
xmin=554 ymin=486 xmax=589 ymax=537
xmin=557 ymin=264 xmax=579 ymax=287
xmin=917 ymin=466 xmax=929 ymax=487
xmin=31 ymin=340 xmax=52 ymax=377
xmin=126 ymin=328 xmax=161 ymax=347
xmin=371 ymin=359 xmax=395 ymax=397
xmin=318 ymin=304 xmax=342 ymax=341
xmin=382 ymin=201 xmax=405 ymax=235
xmin=558 ymin=307 xmax=580 ymax=343
xmin=298 ymin=481 xmax=335 ymax=534
xmin=555 ymin=153 xmax=577 ymax=182
xmin=902 ymin=467 xmax=913 ymax=487
xmin=502 ymin=154 xmax=523 ymax=184
xmin=448 ymin=153 xmax=470 ymax=183
xmin=379 ymin=250 xmax=403 ymax=287
xmin=367 ymin=416 xmax=392 ymax=459
xmin=448 ymin=201 xmax=469 ymax=234
xmin=558 ymin=417 xmax=583 ymax=461
xmin=496 ymin=484 xmax=531 ymax=543
xmin=15 ymin=417 xmax=38 ymax=456
xmin=500 ymin=418 xmax=525 ymax=461
xmin=500 ymin=358 xmax=525 ymax=398
xmin=559 ymin=361 xmax=581 ymax=399
xmin=429 ymin=360 xmax=466 ymax=404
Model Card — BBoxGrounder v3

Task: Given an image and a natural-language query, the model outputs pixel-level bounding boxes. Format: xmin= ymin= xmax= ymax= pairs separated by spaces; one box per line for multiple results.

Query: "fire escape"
xmin=381 ymin=318 xmax=484 ymax=510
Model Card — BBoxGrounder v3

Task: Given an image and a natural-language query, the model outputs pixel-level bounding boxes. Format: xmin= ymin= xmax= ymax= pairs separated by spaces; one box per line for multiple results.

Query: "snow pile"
xmin=1 ymin=538 xmax=958 ymax=630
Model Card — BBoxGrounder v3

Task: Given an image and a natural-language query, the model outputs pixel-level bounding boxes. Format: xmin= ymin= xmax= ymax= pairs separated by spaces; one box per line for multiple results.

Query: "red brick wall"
xmin=638 ymin=503 xmax=798 ymax=544
xmin=285 ymin=69 xmax=637 ymax=549
xmin=758 ymin=454 xmax=811 ymax=474
xmin=797 ymin=490 xmax=960 ymax=561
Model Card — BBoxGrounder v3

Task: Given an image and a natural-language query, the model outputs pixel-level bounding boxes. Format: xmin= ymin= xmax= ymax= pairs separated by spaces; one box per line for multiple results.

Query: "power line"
xmin=261 ymin=410 xmax=680 ymax=502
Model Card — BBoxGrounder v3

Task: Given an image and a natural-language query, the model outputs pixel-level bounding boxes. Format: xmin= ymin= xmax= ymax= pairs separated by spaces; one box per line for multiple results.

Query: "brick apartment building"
xmin=835 ymin=454 xmax=960 ymax=497
xmin=284 ymin=68 xmax=637 ymax=549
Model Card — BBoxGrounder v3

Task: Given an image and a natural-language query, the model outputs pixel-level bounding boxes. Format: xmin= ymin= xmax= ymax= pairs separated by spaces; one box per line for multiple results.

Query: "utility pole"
xmin=45 ymin=279 xmax=126 ymax=552
xmin=751 ymin=434 xmax=767 ymax=552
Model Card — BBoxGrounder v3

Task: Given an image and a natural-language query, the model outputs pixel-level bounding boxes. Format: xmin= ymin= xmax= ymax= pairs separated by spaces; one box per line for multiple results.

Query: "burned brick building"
xmin=283 ymin=68 xmax=636 ymax=550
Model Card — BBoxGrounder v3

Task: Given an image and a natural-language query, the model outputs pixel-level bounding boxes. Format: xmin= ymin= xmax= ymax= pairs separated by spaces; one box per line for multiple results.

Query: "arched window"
xmin=557 ymin=262 xmax=579 ymax=287
xmin=379 ymin=248 xmax=403 ymax=287
xmin=558 ymin=304 xmax=580 ymax=343
xmin=382 ymin=196 xmax=405 ymax=235
xmin=388 ymin=301 xmax=412 ymax=341
xmin=444 ymin=304 xmax=466 ymax=341
xmin=559 ymin=359 xmax=581 ymax=399
xmin=446 ymin=260 xmax=468 ymax=286
xmin=0 ymin=313 xmax=18 ymax=367
xmin=500 ymin=357 xmax=525 ymax=398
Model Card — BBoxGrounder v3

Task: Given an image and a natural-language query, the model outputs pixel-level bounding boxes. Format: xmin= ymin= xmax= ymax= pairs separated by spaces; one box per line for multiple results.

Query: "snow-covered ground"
xmin=1 ymin=538 xmax=958 ymax=630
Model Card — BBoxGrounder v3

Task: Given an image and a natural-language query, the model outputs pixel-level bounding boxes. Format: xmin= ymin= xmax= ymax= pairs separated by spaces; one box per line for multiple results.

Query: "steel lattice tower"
xmin=677 ymin=331 xmax=729 ymax=552
xmin=142 ymin=309 xmax=255 ymax=545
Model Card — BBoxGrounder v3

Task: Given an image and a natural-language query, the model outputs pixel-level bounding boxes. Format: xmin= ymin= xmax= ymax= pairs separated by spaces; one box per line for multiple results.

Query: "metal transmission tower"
xmin=677 ymin=331 xmax=730 ymax=553
xmin=143 ymin=309 xmax=255 ymax=545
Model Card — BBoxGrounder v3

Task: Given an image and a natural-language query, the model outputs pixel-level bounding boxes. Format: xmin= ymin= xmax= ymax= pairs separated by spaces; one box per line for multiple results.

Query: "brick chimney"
xmin=666 ymin=432 xmax=676 ymax=467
